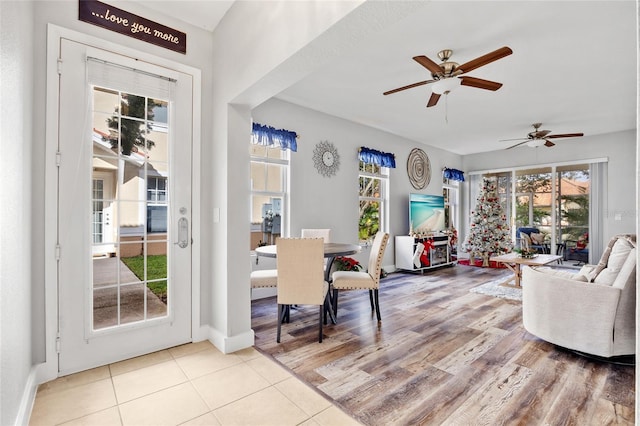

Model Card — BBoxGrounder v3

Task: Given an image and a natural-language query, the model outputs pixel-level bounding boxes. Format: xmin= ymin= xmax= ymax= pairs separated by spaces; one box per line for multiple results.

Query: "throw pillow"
xmin=530 ymin=233 xmax=545 ymax=245
xmin=593 ymin=238 xmax=634 ymax=285
xmin=520 ymin=233 xmax=532 ymax=249
xmin=587 ymin=236 xmax=618 ymax=281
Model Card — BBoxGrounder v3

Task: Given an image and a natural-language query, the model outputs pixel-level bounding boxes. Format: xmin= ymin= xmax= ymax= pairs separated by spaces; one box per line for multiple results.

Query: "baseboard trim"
xmin=207 ymin=327 xmax=255 ymax=354
xmin=15 ymin=366 xmax=39 ymax=426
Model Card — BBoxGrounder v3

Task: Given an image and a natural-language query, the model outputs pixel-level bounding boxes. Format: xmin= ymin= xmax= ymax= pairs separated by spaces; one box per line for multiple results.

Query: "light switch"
xmin=614 ymin=213 xmax=622 ymax=221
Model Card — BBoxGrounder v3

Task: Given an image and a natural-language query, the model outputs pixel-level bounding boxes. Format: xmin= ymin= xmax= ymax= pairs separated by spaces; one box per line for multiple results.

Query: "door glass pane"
xmin=91 ymin=85 xmax=170 ymax=331
xmin=557 ymin=165 xmax=589 ymax=243
xmin=515 ymin=169 xmax=552 ymax=235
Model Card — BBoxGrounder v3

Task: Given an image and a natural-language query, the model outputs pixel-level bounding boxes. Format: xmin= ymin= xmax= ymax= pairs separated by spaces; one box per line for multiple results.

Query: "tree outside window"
xmin=359 ymin=161 xmax=388 ymax=243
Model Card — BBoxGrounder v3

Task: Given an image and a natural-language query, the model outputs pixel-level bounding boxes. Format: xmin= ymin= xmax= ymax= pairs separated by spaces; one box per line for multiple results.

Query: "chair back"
xmin=276 ymin=238 xmax=326 ymax=306
xmin=301 ymin=228 xmax=331 ymax=243
xmin=366 ymin=232 xmax=389 ymax=287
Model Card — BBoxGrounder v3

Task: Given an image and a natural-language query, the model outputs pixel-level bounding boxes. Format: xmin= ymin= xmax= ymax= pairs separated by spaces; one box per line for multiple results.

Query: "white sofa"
xmin=521 ymin=234 xmax=636 ymax=358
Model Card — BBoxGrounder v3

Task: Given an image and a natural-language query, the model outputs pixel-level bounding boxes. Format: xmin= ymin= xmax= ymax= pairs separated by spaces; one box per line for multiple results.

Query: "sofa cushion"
xmin=534 ymin=266 xmax=589 ymax=281
xmin=593 ymin=238 xmax=634 ymax=285
xmin=611 ymin=248 xmax=636 ymax=289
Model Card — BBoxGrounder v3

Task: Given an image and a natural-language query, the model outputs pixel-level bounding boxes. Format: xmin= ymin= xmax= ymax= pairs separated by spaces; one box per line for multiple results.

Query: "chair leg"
xmin=318 ymin=305 xmax=323 ymax=343
xmin=277 ymin=304 xmax=283 ymax=343
xmin=369 ymin=289 xmax=375 ymax=311
xmin=332 ymin=288 xmax=339 ymax=317
xmin=373 ymin=289 xmax=381 ymax=321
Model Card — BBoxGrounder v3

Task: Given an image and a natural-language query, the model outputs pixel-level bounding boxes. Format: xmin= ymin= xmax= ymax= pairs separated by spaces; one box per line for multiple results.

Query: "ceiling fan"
xmin=502 ymin=123 xmax=584 ymax=149
xmin=383 ymin=46 xmax=513 ymax=107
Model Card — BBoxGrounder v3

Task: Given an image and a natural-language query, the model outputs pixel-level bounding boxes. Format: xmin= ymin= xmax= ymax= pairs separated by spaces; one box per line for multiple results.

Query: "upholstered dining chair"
xmin=301 ymin=229 xmax=331 ymax=270
xmin=276 ymin=238 xmax=330 ymax=343
xmin=250 ymin=269 xmax=277 ymax=292
xmin=331 ymin=232 xmax=389 ymax=321
xmin=301 ymin=228 xmax=331 ymax=242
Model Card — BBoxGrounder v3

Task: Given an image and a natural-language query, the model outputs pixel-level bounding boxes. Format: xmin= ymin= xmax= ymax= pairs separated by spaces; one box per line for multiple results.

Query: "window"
xmin=147 ymin=176 xmax=167 ymax=233
xmin=442 ymin=175 xmax=460 ymax=231
xmin=250 ymin=144 xmax=289 ymax=249
xmin=359 ymin=161 xmax=388 ymax=244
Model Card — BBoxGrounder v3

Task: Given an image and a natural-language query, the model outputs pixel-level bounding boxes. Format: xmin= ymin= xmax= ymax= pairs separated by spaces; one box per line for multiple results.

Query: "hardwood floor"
xmin=251 ymin=265 xmax=635 ymax=425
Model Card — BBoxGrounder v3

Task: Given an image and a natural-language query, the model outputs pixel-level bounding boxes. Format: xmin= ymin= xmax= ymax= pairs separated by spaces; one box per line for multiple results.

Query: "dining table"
xmin=255 ymin=242 xmax=361 ymax=324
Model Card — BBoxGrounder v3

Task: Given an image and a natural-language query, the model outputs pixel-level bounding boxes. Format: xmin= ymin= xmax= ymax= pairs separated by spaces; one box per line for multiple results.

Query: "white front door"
xmin=57 ymin=39 xmax=193 ymax=374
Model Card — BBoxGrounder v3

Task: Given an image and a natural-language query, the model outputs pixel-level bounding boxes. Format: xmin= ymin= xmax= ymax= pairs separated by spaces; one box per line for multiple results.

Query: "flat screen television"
xmin=409 ymin=193 xmax=446 ymax=233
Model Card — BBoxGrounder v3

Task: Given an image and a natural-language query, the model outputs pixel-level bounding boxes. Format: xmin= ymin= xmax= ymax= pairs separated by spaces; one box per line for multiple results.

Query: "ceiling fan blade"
xmin=506 ymin=140 xmax=528 ymax=150
xmin=426 ymin=92 xmax=441 ymax=108
xmin=459 ymin=76 xmax=503 ymax=91
xmin=500 ymin=137 xmax=529 ymax=142
xmin=457 ymin=46 xmax=513 ymax=74
xmin=544 ymin=140 xmax=555 ymax=147
xmin=546 ymin=133 xmax=584 ymax=139
xmin=383 ymin=80 xmax=435 ymax=96
xmin=413 ymin=55 xmax=443 ymax=75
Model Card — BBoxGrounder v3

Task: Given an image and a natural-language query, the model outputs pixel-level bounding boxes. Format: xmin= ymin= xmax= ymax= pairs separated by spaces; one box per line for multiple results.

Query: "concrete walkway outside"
xmin=92 ymin=257 xmax=168 ymax=329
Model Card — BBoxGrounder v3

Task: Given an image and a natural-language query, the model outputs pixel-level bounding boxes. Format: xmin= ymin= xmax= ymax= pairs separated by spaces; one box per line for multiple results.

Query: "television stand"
xmin=395 ymin=235 xmax=456 ymax=272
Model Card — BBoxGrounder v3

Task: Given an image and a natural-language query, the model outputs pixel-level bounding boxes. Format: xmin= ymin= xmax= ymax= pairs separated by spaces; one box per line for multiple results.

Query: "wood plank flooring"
xmin=251 ymin=265 xmax=635 ymax=425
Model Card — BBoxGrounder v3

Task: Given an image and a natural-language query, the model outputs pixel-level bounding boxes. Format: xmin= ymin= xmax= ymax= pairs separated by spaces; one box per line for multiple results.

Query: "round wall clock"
xmin=313 ymin=141 xmax=340 ymax=177
xmin=407 ymin=148 xmax=431 ymax=189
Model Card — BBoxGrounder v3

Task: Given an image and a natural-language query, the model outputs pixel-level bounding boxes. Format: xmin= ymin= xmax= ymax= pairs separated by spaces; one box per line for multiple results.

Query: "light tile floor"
xmin=29 ymin=341 xmax=362 ymax=426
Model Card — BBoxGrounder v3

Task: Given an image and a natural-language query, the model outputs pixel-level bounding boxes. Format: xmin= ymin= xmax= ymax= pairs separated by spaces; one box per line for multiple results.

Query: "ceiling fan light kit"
xmin=526 ymin=139 xmax=546 ymax=148
xmin=431 ymin=77 xmax=461 ymax=95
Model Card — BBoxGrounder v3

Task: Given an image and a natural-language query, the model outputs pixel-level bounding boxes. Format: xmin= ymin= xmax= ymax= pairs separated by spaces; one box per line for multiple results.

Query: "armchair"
xmin=521 ymin=234 xmax=636 ymax=358
xmin=516 ymin=227 xmax=549 ymax=254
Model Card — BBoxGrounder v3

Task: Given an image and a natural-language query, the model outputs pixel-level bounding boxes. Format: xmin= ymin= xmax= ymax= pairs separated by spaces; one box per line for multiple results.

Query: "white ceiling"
xmin=136 ymin=1 xmax=638 ymax=155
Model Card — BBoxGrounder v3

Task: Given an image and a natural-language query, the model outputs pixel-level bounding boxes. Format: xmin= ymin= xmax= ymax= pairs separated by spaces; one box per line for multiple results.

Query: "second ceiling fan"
xmin=383 ymin=46 xmax=513 ymax=107
xmin=501 ymin=123 xmax=584 ymax=149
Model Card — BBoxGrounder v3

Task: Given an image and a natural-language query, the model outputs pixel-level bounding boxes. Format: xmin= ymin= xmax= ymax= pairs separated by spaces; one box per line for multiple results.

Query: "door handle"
xmin=176 ymin=217 xmax=189 ymax=248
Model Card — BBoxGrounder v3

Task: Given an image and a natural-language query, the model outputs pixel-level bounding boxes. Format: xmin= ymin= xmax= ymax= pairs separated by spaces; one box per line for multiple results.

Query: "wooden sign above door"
xmin=79 ymin=0 xmax=187 ymax=54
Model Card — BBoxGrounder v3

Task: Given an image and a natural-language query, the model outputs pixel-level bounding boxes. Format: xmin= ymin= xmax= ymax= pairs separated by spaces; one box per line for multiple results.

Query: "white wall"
xmin=1 ymin=2 xmax=35 ymax=424
xmin=252 ymin=97 xmax=462 ymax=269
xmin=462 ymin=129 xmax=637 ymax=245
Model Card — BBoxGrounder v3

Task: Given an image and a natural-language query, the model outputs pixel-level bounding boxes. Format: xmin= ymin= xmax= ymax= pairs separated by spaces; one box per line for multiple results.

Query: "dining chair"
xmin=301 ymin=229 xmax=331 ymax=270
xmin=301 ymin=228 xmax=331 ymax=242
xmin=250 ymin=269 xmax=278 ymax=290
xmin=331 ymin=232 xmax=389 ymax=321
xmin=276 ymin=238 xmax=330 ymax=343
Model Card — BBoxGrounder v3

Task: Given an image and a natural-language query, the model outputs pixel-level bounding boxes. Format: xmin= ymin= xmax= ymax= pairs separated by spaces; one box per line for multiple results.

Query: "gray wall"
xmin=1 ymin=2 xmax=35 ymax=424
xmin=252 ymin=97 xmax=463 ymax=268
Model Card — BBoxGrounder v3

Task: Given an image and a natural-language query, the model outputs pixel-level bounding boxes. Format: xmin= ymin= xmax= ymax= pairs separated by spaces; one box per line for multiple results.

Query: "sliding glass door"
xmin=472 ymin=162 xmax=595 ymax=263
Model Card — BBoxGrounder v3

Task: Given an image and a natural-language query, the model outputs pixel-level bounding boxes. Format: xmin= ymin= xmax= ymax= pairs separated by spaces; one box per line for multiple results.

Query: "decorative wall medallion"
xmin=313 ymin=141 xmax=340 ymax=177
xmin=407 ymin=148 xmax=431 ymax=189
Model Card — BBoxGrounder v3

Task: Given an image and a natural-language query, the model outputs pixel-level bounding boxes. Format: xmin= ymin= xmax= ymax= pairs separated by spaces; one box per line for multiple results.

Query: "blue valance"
xmin=251 ymin=122 xmax=298 ymax=152
xmin=358 ymin=147 xmax=396 ymax=168
xmin=443 ymin=167 xmax=465 ymax=182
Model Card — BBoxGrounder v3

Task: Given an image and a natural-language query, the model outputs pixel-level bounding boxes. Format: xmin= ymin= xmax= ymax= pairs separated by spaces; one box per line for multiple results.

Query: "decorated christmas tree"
xmin=463 ymin=177 xmax=513 ymax=266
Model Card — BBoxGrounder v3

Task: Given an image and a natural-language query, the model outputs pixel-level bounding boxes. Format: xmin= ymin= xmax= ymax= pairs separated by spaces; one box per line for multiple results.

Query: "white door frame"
xmin=40 ymin=24 xmax=202 ymax=382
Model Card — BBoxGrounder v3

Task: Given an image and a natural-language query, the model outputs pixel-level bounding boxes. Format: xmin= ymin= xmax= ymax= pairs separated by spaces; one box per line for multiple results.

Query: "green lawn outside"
xmin=121 ymin=255 xmax=167 ymax=302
